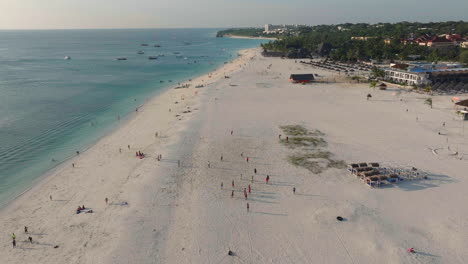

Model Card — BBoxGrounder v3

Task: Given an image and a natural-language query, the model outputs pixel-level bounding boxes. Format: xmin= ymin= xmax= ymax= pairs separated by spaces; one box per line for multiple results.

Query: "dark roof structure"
xmin=290 ymin=74 xmax=315 ymax=82
xmin=455 ymin=99 xmax=468 ymax=107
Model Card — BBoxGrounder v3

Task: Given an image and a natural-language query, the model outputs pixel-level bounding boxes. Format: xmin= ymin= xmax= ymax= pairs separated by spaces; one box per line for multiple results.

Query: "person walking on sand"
xmin=293 ymin=187 xmax=296 ymax=194
xmin=28 ymin=236 xmax=33 ymax=243
xmin=119 ymin=148 xmax=122 ymax=153
xmin=232 ymin=180 xmax=235 ymax=188
xmin=247 ymin=203 xmax=250 ymax=212
xmin=72 ymin=163 xmax=75 ymax=168
xmin=231 ymin=130 xmax=233 ymax=135
xmin=128 ymin=145 xmax=130 ymax=149
xmin=231 ymin=190 xmax=234 ymax=198
xmin=12 ymin=239 xmax=16 ymax=248
xmin=208 ymin=161 xmax=211 ymax=168
xmin=105 ymin=197 xmax=108 ymax=204
xmin=24 ymin=226 xmax=28 ymax=233
xmin=266 ymin=175 xmax=270 ymax=184
xmin=246 ymin=157 xmax=249 ymax=163
xmin=241 ymin=152 xmax=243 ymax=157
xmin=254 ymin=168 xmax=257 ymax=174
xmin=50 ymin=195 xmax=53 ymax=201
xmin=221 ymin=182 xmax=223 ymax=189
xmin=248 ymin=185 xmax=251 ymax=193
xmin=220 ymin=155 xmax=223 ymax=161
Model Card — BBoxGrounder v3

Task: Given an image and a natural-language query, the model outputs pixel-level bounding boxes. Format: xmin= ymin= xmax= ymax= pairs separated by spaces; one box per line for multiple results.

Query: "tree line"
xmin=255 ymin=21 xmax=468 ymax=63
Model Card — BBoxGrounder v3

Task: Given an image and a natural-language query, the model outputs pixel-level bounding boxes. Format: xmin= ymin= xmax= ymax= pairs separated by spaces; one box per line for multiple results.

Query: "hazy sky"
xmin=0 ymin=0 xmax=467 ymax=29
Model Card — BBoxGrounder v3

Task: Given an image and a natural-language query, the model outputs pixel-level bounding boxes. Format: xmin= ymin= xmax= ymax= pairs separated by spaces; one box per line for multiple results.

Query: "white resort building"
xmin=384 ymin=69 xmax=430 ymax=86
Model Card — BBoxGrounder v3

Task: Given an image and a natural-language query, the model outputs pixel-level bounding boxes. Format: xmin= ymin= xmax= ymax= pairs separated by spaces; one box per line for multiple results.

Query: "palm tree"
xmin=369 ymin=81 xmax=377 ymax=89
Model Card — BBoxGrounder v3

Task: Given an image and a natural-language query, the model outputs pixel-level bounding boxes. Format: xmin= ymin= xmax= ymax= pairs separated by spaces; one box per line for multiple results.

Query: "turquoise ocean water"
xmin=0 ymin=29 xmax=266 ymax=208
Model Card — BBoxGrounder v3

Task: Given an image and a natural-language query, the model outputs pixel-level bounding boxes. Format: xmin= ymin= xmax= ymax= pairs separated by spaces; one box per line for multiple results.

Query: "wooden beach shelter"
xmin=378 ymin=83 xmax=387 ymax=90
xmin=290 ymin=74 xmax=315 ymax=83
xmin=455 ymin=99 xmax=468 ymax=107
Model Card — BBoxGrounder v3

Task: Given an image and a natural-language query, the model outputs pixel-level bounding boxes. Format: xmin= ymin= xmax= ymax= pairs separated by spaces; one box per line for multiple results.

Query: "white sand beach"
xmin=224 ymin=35 xmax=278 ymax=40
xmin=2 ymin=48 xmax=468 ymax=264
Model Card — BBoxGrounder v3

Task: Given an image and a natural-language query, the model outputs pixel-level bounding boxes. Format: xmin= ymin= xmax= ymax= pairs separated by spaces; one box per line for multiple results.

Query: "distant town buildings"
xmin=351 ymin=36 xmax=376 ymax=41
xmin=461 ymin=41 xmax=468 ymax=49
xmin=263 ymin=24 xmax=301 ymax=34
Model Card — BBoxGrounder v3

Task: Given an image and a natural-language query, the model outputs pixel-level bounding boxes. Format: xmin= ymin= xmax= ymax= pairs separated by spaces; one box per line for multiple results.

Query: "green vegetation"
xmin=371 ymin=67 xmax=385 ymax=78
xmin=279 ymin=125 xmax=324 ymax=136
xmin=369 ymin=81 xmax=377 ymax=89
xmin=259 ymin=21 xmax=468 ymax=61
xmin=216 ymin=28 xmax=272 ymax=38
xmin=280 ymin=137 xmax=327 ymax=148
xmin=288 ymin=152 xmax=347 ymax=174
xmin=460 ymin=50 xmax=468 ymax=64
xmin=279 ymin=125 xmax=345 ymax=174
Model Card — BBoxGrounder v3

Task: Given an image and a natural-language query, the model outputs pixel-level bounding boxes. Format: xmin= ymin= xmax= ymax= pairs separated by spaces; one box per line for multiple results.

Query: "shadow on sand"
xmin=254 ymin=211 xmax=288 ymax=216
xmin=381 ymin=173 xmax=454 ymax=191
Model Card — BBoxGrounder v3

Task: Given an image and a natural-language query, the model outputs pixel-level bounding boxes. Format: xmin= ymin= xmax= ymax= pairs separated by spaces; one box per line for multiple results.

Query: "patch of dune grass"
xmin=280 ymin=137 xmax=327 ymax=148
xmin=288 ymin=151 xmax=345 ymax=174
xmin=280 ymin=125 xmax=309 ymax=136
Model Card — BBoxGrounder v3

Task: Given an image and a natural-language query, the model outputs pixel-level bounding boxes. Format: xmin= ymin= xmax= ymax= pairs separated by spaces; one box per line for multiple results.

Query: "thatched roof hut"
xmin=455 ymin=99 xmax=468 ymax=107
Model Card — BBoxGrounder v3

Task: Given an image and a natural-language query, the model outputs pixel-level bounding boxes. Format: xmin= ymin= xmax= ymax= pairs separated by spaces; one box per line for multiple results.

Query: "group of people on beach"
xmin=215 ymin=131 xmax=299 ymax=213
xmin=136 ymin=151 xmax=145 ymax=159
xmin=10 ymin=227 xmax=33 ymax=248
xmin=76 ymin=205 xmax=93 ymax=214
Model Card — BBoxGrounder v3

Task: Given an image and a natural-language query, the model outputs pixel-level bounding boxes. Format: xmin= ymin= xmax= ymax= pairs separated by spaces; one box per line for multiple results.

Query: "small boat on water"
xmin=64 ymin=56 xmax=71 ymax=60
xmin=173 ymin=52 xmax=181 ymax=55
xmin=158 ymin=53 xmax=165 ymax=57
xmin=183 ymin=42 xmax=191 ymax=45
xmin=141 ymin=44 xmax=149 ymax=46
xmin=116 ymin=57 xmax=127 ymax=60
xmin=148 ymin=56 xmax=158 ymax=60
xmin=154 ymin=44 xmax=161 ymax=48
xmin=137 ymin=51 xmax=144 ymax=54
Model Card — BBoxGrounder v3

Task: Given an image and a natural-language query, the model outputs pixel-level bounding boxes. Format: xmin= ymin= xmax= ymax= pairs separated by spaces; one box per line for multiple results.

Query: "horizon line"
xmin=0 ymin=20 xmax=466 ymax=31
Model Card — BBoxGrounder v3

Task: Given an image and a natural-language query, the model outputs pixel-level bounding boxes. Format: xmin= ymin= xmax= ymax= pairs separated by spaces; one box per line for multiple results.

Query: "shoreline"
xmin=0 ymin=47 xmax=259 ymax=263
xmin=0 ymin=47 xmax=254 ymax=213
xmin=223 ymin=34 xmax=277 ymax=40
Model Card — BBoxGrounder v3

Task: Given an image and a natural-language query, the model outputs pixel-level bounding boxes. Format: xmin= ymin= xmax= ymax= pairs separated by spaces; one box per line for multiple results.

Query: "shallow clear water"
xmin=0 ymin=29 xmax=266 ymax=207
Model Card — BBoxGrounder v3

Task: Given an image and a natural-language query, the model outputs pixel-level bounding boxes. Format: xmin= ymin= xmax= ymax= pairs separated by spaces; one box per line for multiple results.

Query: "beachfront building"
xmin=384 ymin=62 xmax=468 ymax=87
xmin=384 ymin=68 xmax=430 ymax=86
